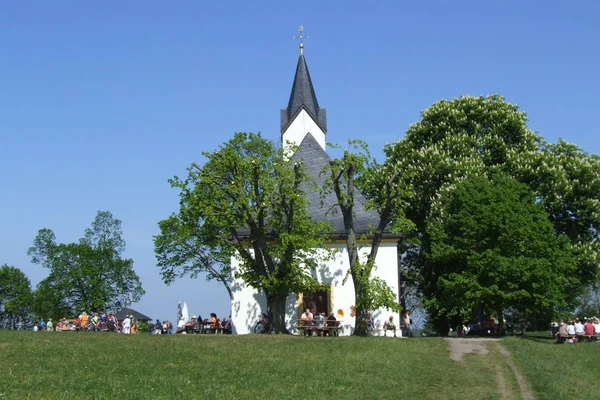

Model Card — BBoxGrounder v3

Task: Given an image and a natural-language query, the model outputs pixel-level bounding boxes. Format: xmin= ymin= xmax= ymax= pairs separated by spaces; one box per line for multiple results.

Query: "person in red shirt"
xmin=584 ymin=319 xmax=595 ymax=336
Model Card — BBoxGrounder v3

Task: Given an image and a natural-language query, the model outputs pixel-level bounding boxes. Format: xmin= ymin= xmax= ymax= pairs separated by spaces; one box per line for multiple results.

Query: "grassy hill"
xmin=0 ymin=331 xmax=597 ymax=399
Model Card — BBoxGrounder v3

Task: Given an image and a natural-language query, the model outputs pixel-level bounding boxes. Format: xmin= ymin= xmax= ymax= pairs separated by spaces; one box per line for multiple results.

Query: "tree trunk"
xmin=266 ymin=291 xmax=289 ymax=334
xmin=353 ymin=282 xmax=369 ymax=336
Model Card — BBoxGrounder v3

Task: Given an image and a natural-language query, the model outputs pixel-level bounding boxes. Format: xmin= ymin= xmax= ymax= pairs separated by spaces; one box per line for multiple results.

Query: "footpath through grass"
xmin=2 ymin=331 xmax=510 ymax=400
xmin=502 ymin=335 xmax=600 ymax=400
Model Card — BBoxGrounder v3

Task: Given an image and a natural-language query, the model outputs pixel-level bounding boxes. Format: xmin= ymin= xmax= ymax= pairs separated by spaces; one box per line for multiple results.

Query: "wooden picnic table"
xmin=296 ymin=319 xmax=342 ymax=336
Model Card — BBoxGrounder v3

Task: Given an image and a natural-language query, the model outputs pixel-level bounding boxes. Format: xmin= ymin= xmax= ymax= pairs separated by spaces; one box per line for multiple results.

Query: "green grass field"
xmin=0 ymin=331 xmax=597 ymax=399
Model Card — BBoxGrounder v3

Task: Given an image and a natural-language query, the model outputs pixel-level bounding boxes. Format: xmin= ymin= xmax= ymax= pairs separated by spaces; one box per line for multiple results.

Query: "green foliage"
xmin=323 ymin=140 xmax=411 ymax=335
xmin=0 ymin=264 xmax=33 ymax=329
xmin=575 ymin=283 xmax=600 ymax=318
xmin=137 ymin=320 xmax=152 ymax=334
xmin=425 ymin=173 xmax=577 ymax=327
xmin=28 ymin=211 xmax=144 ymax=318
xmin=31 ymin=277 xmax=74 ymax=321
xmin=388 ymin=95 xmax=600 ymax=331
xmin=157 ymin=132 xmax=332 ymax=332
xmin=155 ymin=214 xmax=233 ymax=299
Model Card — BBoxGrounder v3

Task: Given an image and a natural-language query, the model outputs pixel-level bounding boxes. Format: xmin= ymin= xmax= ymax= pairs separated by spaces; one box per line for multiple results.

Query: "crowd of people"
xmin=33 ymin=312 xmax=173 ymax=334
xmin=174 ymin=313 xmax=232 ymax=334
xmin=551 ymin=317 xmax=600 ymax=343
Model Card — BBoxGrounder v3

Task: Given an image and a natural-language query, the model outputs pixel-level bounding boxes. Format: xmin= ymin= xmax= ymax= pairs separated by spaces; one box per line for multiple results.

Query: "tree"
xmin=155 ymin=214 xmax=233 ymax=300
xmin=425 ymin=173 xmax=578 ymax=333
xmin=576 ymin=283 xmax=600 ymax=318
xmin=31 ymin=276 xmax=73 ymax=322
xmin=28 ymin=211 xmax=144 ymax=316
xmin=387 ymin=95 xmax=600 ymax=332
xmin=157 ymin=132 xmax=331 ymax=333
xmin=0 ymin=264 xmax=33 ymax=330
xmin=323 ymin=141 xmax=411 ymax=336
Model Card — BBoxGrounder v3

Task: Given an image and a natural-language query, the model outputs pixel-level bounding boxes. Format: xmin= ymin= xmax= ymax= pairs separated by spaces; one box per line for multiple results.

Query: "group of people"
xmin=34 ymin=312 xmax=150 ymax=334
xmin=299 ymin=308 xmax=339 ymax=336
xmin=381 ymin=311 xmax=413 ymax=337
xmin=175 ymin=313 xmax=232 ymax=334
xmin=552 ymin=317 xmax=600 ymax=343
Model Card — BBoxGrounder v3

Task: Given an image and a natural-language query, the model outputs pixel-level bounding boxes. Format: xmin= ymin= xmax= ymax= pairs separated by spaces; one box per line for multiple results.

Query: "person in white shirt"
xmin=301 ymin=308 xmax=313 ymax=321
xmin=566 ymin=320 xmax=576 ymax=336
xmin=122 ymin=315 xmax=131 ymax=334
xmin=593 ymin=318 xmax=600 ymax=334
xmin=574 ymin=319 xmax=585 ymax=336
xmin=301 ymin=308 xmax=314 ymax=336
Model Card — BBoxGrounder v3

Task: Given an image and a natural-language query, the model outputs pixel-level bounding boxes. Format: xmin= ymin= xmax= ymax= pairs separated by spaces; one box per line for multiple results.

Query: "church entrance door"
xmin=302 ymin=290 xmax=329 ymax=316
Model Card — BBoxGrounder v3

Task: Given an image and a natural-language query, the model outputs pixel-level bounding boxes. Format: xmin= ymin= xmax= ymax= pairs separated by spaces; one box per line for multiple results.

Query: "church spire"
xmin=281 ymin=26 xmax=327 ymax=137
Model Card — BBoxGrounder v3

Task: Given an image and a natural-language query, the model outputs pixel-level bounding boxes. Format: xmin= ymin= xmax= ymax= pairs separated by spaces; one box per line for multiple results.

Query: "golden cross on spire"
xmin=293 ymin=25 xmax=309 ymax=55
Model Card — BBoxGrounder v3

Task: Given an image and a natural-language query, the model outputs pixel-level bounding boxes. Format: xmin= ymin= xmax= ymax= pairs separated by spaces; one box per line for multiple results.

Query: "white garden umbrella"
xmin=181 ymin=301 xmax=190 ymax=323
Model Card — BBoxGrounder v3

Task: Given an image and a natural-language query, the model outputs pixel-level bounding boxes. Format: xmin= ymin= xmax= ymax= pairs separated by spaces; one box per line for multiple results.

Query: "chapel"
xmin=230 ymin=34 xmax=403 ymax=335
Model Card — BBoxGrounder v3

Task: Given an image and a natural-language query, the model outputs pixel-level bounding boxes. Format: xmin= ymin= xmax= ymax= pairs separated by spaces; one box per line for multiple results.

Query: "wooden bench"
xmin=296 ymin=325 xmax=341 ymax=336
xmin=579 ymin=334 xmax=599 ymax=343
xmin=383 ymin=324 xmax=397 ymax=337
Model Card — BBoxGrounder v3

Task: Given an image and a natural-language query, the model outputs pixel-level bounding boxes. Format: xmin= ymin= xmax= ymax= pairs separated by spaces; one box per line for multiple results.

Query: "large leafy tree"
xmin=387 ymin=95 xmax=600 ymax=331
xmin=0 ymin=264 xmax=33 ymax=330
xmin=425 ymin=173 xmax=577 ymax=332
xmin=157 ymin=132 xmax=330 ymax=333
xmin=323 ymin=141 xmax=412 ymax=336
xmin=28 ymin=211 xmax=145 ymax=316
xmin=155 ymin=214 xmax=233 ymax=300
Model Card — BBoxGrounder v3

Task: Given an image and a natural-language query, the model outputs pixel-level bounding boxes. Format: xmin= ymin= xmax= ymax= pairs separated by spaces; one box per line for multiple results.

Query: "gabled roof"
xmin=115 ymin=307 xmax=152 ymax=322
xmin=281 ymin=55 xmax=327 ymax=133
xmin=292 ymin=133 xmax=385 ymax=236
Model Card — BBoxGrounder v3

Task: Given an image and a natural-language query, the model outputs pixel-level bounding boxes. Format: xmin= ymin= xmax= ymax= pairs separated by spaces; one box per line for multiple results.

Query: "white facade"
xmin=230 ymin=241 xmax=401 ymax=336
xmin=281 ymin=109 xmax=326 ymax=152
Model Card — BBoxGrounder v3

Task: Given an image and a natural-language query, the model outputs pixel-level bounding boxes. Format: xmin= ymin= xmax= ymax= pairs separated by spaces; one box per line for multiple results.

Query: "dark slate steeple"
xmin=280 ymin=55 xmax=327 ymax=134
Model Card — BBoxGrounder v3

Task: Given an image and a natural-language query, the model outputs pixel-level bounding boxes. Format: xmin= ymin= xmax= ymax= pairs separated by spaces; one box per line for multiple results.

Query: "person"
xmin=164 ymin=320 xmax=172 ymax=334
xmin=81 ymin=312 xmax=89 ymax=330
xmin=584 ymin=319 xmax=595 ymax=336
xmin=326 ymin=313 xmax=338 ymax=337
xmin=384 ymin=315 xmax=396 ymax=337
xmin=593 ymin=317 xmax=600 ymax=335
xmin=210 ymin=313 xmax=218 ymax=332
xmin=39 ymin=319 xmax=46 ymax=331
xmin=566 ymin=320 xmax=576 ymax=336
xmin=402 ymin=311 xmax=412 ymax=337
xmin=301 ymin=308 xmax=314 ymax=336
xmin=574 ymin=319 xmax=584 ymax=337
xmin=557 ymin=321 xmax=569 ymax=344
xmin=91 ymin=313 xmax=99 ymax=330
xmin=154 ymin=319 xmax=163 ymax=335
xmin=122 ymin=315 xmax=131 ymax=334
xmin=46 ymin=318 xmax=54 ymax=331
xmin=222 ymin=315 xmax=232 ymax=334
xmin=130 ymin=316 xmax=137 ymax=334
xmin=550 ymin=320 xmax=559 ymax=337
xmin=106 ymin=313 xmax=117 ymax=332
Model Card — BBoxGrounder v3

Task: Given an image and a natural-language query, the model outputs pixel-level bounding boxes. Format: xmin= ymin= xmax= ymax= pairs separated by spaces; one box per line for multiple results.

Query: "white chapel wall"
xmin=230 ymin=241 xmax=400 ymax=336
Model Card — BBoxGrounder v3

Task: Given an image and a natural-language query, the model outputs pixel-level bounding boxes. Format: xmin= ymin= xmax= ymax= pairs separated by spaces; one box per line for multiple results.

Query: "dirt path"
xmin=446 ymin=338 xmax=536 ymax=400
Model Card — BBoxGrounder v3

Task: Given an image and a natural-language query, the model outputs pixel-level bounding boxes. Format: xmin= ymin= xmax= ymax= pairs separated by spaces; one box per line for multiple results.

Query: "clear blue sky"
xmin=1 ymin=1 xmax=599 ymax=323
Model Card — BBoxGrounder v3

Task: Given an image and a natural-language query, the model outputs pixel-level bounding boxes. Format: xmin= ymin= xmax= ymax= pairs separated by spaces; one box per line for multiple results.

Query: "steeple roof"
xmin=281 ymin=55 xmax=327 ymax=133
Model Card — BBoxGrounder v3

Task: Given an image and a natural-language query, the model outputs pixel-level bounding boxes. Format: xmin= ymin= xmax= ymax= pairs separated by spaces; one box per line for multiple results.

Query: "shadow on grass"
xmin=519 ymin=333 xmax=557 ymax=345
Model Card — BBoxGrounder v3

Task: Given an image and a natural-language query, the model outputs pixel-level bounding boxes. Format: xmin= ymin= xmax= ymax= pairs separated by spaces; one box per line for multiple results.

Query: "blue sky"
xmin=1 ymin=1 xmax=599 ymax=323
